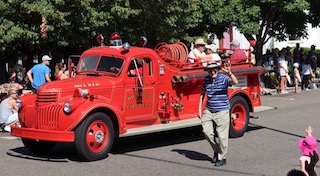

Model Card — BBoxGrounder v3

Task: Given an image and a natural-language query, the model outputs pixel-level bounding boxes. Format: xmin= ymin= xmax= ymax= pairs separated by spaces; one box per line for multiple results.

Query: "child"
xmin=293 ymin=63 xmax=302 ymax=93
xmin=298 ymin=126 xmax=318 ymax=176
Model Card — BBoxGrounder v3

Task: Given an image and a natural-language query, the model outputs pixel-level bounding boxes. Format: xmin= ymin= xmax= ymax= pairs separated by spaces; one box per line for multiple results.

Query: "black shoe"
xmin=0 ymin=123 xmax=5 ymax=131
xmin=267 ymin=92 xmax=272 ymax=95
xmin=215 ymin=159 xmax=227 ymax=167
xmin=212 ymin=152 xmax=218 ymax=163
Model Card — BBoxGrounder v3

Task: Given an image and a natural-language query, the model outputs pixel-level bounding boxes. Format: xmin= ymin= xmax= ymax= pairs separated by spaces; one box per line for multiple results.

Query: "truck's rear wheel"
xmin=22 ymin=138 xmax=56 ymax=154
xmin=74 ymin=112 xmax=114 ymax=161
xmin=229 ymin=96 xmax=249 ymax=138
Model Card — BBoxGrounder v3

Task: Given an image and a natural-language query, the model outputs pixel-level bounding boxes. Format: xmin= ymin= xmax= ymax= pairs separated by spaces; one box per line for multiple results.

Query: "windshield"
xmin=78 ymin=56 xmax=124 ymax=74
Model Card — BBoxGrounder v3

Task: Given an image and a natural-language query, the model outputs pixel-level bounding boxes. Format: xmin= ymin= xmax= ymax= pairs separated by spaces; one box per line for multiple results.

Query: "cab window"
xmin=97 ymin=56 xmax=124 ymax=74
xmin=78 ymin=56 xmax=99 ymax=71
xmin=127 ymin=58 xmax=152 ymax=77
xmin=128 ymin=59 xmax=143 ymax=77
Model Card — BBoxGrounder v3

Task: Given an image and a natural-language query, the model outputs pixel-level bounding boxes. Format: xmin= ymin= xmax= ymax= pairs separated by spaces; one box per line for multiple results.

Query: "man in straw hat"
xmin=198 ymin=62 xmax=238 ymax=167
xmin=188 ymin=38 xmax=207 ymax=63
xmin=189 ymin=38 xmax=222 ymax=66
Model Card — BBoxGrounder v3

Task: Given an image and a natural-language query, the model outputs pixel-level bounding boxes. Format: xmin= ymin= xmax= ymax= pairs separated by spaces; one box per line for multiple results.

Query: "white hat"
xmin=293 ymin=63 xmax=299 ymax=68
xmin=42 ymin=55 xmax=52 ymax=61
xmin=205 ymin=44 xmax=217 ymax=52
xmin=205 ymin=63 xmax=221 ymax=70
xmin=230 ymin=40 xmax=240 ymax=47
xmin=194 ymin=38 xmax=207 ymax=46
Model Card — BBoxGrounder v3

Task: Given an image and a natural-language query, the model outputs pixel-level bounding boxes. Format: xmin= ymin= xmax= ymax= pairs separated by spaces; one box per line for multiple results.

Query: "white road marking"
xmin=0 ymin=136 xmax=20 ymax=140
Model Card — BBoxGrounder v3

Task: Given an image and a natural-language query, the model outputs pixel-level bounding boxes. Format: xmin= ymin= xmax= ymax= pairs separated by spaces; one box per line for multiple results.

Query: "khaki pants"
xmin=201 ymin=109 xmax=230 ymax=160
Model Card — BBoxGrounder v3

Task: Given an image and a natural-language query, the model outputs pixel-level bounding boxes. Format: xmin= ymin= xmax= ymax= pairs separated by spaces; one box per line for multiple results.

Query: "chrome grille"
xmin=37 ymin=105 xmax=62 ymax=130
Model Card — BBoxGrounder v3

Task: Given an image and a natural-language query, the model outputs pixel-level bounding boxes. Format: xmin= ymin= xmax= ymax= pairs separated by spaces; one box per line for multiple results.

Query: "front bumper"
xmin=11 ymin=124 xmax=75 ymax=142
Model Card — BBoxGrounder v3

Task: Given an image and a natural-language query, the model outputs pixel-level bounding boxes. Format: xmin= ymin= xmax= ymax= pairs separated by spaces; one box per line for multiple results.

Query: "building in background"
xmin=274 ymin=24 xmax=320 ymax=49
xmin=219 ymin=24 xmax=320 ymax=56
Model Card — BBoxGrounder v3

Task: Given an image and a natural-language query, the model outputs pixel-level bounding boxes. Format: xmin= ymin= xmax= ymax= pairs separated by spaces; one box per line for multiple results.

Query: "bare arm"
xmin=229 ymin=73 xmax=238 ymax=85
xmin=198 ymin=90 xmax=206 ymax=118
xmin=310 ymin=69 xmax=315 ymax=78
xmin=61 ymin=73 xmax=69 ymax=80
xmin=9 ymin=99 xmax=19 ymax=112
xmin=192 ymin=49 xmax=213 ymax=61
xmin=45 ymin=74 xmax=51 ymax=82
xmin=222 ymin=63 xmax=238 ymax=85
xmin=27 ymin=70 xmax=33 ymax=83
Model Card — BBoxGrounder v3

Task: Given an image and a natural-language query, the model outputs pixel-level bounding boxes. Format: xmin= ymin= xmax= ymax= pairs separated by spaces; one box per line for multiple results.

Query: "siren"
xmin=140 ymin=36 xmax=148 ymax=47
xmin=123 ymin=42 xmax=131 ymax=50
xmin=110 ymin=32 xmax=123 ymax=46
xmin=97 ymin=34 xmax=104 ymax=46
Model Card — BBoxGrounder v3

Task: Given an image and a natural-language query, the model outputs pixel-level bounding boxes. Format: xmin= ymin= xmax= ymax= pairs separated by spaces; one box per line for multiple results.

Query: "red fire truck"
xmin=11 ymin=33 xmax=264 ymax=161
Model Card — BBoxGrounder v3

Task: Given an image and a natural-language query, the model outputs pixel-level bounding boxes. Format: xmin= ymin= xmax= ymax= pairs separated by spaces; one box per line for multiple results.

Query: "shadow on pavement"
xmin=112 ymin=126 xmax=204 ymax=154
xmin=7 ymin=126 xmax=205 ymax=161
xmin=171 ymin=149 xmax=212 ymax=162
xmin=10 ymin=123 xmax=306 ymax=162
xmin=7 ymin=143 xmax=82 ymax=162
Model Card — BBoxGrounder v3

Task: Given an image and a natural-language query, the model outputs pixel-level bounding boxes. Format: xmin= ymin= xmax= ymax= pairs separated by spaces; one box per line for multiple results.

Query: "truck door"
xmin=123 ymin=57 xmax=157 ymax=123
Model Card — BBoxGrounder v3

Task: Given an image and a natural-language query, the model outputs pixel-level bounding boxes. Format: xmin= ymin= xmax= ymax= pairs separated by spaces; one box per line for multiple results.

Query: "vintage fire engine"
xmin=11 ymin=33 xmax=264 ymax=161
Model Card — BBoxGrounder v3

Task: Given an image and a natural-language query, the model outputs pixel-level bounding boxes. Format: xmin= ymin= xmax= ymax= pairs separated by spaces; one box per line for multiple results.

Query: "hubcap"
xmin=231 ymin=103 xmax=246 ymax=130
xmin=95 ymin=130 xmax=105 ymax=143
xmin=86 ymin=120 xmax=109 ymax=153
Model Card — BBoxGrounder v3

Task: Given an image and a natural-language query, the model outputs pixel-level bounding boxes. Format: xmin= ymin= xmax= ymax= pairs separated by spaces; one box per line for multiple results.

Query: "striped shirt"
xmin=202 ymin=73 xmax=231 ymax=112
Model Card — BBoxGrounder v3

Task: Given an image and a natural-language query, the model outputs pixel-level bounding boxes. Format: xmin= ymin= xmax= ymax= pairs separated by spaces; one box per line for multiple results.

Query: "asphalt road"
xmin=1 ymin=89 xmax=320 ymax=176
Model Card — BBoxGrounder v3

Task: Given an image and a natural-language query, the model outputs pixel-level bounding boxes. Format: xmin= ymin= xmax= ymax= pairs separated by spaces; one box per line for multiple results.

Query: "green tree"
xmin=112 ymin=0 xmax=203 ymax=46
xmin=199 ymin=0 xmax=320 ymax=65
xmin=0 ymin=0 xmax=140 ymax=59
xmin=2 ymin=0 xmax=320 ymax=67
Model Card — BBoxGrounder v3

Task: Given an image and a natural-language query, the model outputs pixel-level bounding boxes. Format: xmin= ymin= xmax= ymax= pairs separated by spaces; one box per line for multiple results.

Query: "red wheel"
xmin=75 ymin=112 xmax=115 ymax=161
xmin=85 ymin=120 xmax=109 ymax=153
xmin=229 ymin=96 xmax=249 ymax=137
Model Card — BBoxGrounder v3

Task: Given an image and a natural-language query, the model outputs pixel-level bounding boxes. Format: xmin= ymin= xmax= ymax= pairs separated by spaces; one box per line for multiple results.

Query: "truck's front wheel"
xmin=74 ymin=112 xmax=114 ymax=161
xmin=229 ymin=96 xmax=249 ymax=138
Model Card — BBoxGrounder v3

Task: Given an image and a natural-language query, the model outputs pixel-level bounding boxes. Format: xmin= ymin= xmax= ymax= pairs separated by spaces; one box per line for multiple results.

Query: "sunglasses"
xmin=207 ymin=69 xmax=218 ymax=73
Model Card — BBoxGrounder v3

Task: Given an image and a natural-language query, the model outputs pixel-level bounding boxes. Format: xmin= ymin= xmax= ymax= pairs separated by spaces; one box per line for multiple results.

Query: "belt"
xmin=208 ymin=109 xmax=219 ymax=113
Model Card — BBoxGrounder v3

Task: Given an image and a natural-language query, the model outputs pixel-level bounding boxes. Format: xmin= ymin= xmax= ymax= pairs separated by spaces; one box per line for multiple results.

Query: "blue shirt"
xmin=30 ymin=63 xmax=50 ymax=89
xmin=202 ymin=73 xmax=231 ymax=112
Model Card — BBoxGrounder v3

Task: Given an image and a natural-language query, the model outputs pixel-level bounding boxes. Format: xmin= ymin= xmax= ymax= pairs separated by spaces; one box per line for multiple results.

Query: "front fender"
xmin=66 ymin=99 xmax=126 ymax=134
xmin=19 ymin=93 xmax=37 ymax=109
xmin=228 ymin=88 xmax=254 ymax=112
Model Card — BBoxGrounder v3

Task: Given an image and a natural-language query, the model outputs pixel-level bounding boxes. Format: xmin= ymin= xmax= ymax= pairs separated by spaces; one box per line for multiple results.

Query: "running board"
xmin=120 ymin=118 xmax=201 ymax=138
xmin=120 ymin=105 xmax=276 ymax=137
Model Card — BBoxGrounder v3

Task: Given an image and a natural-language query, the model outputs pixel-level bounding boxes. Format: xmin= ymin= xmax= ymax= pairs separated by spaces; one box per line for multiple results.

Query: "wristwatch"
xmin=229 ymin=72 xmax=233 ymax=76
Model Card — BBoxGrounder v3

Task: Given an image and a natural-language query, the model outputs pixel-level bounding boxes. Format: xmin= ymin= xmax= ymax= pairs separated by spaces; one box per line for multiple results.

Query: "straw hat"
xmin=194 ymin=38 xmax=206 ymax=46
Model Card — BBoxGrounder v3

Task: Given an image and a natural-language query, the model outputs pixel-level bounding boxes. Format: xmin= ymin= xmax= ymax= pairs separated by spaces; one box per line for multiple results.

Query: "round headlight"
xmin=16 ymin=99 xmax=22 ymax=108
xmin=63 ymin=102 xmax=71 ymax=113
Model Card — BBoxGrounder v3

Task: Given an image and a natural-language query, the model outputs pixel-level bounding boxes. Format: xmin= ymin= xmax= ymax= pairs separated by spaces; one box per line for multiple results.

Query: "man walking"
xmin=198 ymin=62 xmax=238 ymax=167
xmin=27 ymin=55 xmax=52 ymax=92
